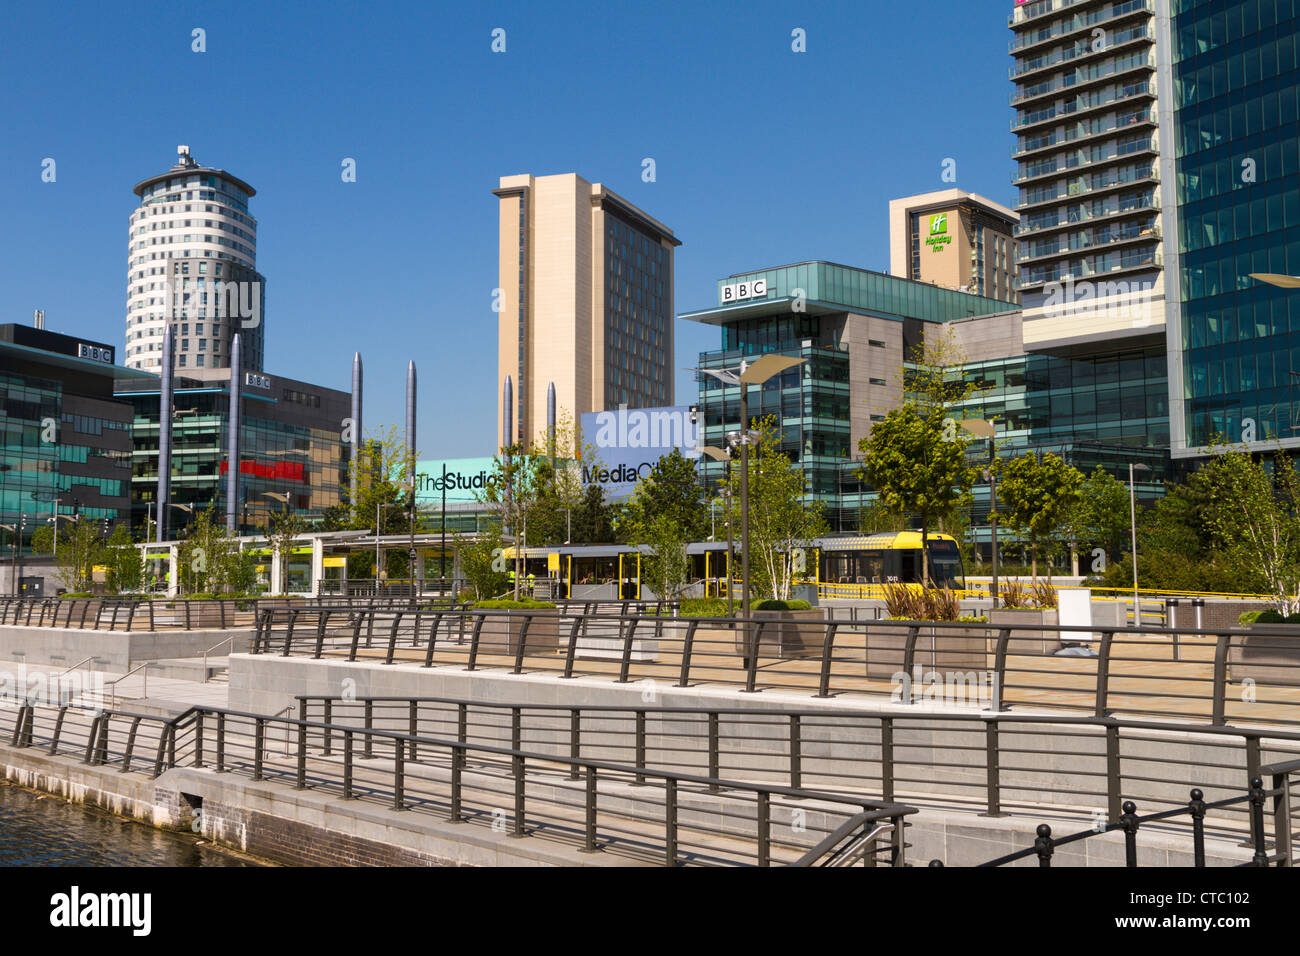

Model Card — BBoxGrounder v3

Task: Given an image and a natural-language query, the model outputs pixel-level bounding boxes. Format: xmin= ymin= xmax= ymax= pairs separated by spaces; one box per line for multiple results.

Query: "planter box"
xmin=865 ymin=622 xmax=991 ymax=681
xmin=475 ymin=610 xmax=560 ymax=657
xmin=572 ymin=616 xmax=660 ymax=661
xmin=987 ymin=608 xmax=1061 ymax=656
xmin=1231 ymin=626 xmax=1300 ymax=687
xmin=736 ymin=610 xmax=826 ymax=660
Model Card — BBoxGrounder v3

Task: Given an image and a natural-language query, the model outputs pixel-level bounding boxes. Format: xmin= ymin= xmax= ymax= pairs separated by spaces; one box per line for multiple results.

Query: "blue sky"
xmin=1 ymin=0 xmax=1020 ymax=458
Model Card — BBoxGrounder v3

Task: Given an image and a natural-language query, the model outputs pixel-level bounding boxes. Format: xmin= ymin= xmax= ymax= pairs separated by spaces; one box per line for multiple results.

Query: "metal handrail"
xmin=252 ymin=606 xmax=1300 ymax=727
xmin=201 ymin=637 xmax=236 ymax=683
xmin=106 ymin=662 xmax=151 ymax=709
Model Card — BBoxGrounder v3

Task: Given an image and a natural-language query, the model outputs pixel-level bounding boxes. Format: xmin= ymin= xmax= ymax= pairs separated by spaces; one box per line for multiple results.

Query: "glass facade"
xmin=715 ymin=261 xmax=1016 ymax=322
xmin=604 ymin=212 xmax=671 ymax=408
xmin=0 ymin=334 xmax=133 ymax=560
xmin=124 ymin=381 xmax=346 ymax=537
xmin=1174 ymin=0 xmax=1300 ymax=447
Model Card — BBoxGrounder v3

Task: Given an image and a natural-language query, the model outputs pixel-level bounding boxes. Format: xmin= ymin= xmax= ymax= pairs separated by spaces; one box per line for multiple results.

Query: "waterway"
xmin=0 ymin=783 xmax=256 ymax=866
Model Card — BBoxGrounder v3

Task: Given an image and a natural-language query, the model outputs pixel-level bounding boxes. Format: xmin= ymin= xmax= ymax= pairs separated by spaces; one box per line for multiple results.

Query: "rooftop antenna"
xmin=33 ymin=309 xmax=45 ymax=330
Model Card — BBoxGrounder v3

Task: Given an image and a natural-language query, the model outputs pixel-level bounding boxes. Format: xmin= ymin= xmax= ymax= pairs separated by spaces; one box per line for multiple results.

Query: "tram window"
xmin=861 ymin=551 xmax=885 ymax=583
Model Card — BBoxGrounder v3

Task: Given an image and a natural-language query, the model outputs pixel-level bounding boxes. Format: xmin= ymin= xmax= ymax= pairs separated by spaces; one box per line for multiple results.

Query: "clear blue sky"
xmin=0 ymin=0 xmax=1020 ymax=458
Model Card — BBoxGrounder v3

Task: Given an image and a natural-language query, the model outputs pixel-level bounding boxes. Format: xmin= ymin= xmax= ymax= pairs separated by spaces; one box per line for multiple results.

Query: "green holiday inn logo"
xmin=926 ymin=212 xmax=953 ymax=251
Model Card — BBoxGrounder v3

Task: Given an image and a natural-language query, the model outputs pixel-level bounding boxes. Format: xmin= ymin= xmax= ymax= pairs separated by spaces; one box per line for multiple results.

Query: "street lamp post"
xmin=959 ymin=419 xmax=999 ymax=606
xmin=1128 ymin=461 xmax=1151 ymax=624
xmin=692 ymin=354 xmax=806 ymax=624
xmin=701 ymin=444 xmax=736 ymax=615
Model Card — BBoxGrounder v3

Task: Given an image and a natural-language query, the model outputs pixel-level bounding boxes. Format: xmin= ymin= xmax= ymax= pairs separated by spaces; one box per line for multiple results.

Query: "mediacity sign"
xmin=580 ymin=404 xmax=701 ymax=503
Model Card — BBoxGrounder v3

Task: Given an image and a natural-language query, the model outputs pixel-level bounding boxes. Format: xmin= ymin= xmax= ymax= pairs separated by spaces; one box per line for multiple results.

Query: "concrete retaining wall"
xmin=0 ymin=627 xmax=253 ymax=671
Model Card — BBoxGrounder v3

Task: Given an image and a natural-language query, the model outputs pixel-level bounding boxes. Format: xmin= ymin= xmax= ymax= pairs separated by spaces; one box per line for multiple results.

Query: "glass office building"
xmin=1170 ymin=0 xmax=1300 ymax=454
xmin=0 ymin=326 xmax=135 ymax=593
xmin=118 ymin=369 xmax=350 ymax=536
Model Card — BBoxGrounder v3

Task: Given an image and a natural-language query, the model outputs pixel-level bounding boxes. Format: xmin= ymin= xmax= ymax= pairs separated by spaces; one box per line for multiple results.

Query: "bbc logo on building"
xmin=77 ymin=343 xmax=113 ymax=364
xmin=245 ymin=372 xmax=272 ymax=389
xmin=720 ymin=278 xmax=767 ymax=303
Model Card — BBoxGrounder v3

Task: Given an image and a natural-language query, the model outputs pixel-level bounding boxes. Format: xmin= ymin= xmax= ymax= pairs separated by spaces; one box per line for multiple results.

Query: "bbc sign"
xmin=720 ymin=278 xmax=767 ymax=304
xmin=77 ymin=343 xmax=113 ymax=364
xmin=245 ymin=372 xmax=272 ymax=389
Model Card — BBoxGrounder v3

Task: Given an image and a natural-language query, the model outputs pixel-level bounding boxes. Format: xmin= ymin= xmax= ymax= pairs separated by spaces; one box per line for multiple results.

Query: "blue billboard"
xmin=579 ymin=405 xmax=701 ymax=503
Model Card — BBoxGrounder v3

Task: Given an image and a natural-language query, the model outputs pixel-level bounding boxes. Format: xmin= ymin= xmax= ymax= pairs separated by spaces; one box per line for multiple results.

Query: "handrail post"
xmin=676 ymin=619 xmax=699 ymax=688
xmin=424 ymin=612 xmax=442 ymax=668
xmin=583 ymin=765 xmax=598 ymax=853
xmin=282 ymin=607 xmax=299 ymax=656
xmin=562 ymin=614 xmax=582 ymax=679
xmin=664 ymin=778 xmax=678 ymax=866
xmin=707 ymin=712 xmax=720 ymax=792
xmin=569 ymin=709 xmax=581 ymax=781
xmin=467 ymin=613 xmax=485 ymax=671
xmin=512 ymin=614 xmax=532 ymax=674
xmin=1271 ymin=771 xmax=1293 ymax=868
xmin=384 ymin=610 xmax=403 ymax=664
xmin=363 ymin=699 xmax=374 ymax=759
xmin=296 ymin=722 xmax=308 ymax=790
xmin=789 ymin=715 xmax=802 ymax=791
xmin=342 ymin=731 xmax=354 ymax=799
xmin=253 ymin=718 xmax=265 ymax=781
xmin=757 ymin=791 xmax=771 ymax=867
xmin=216 ymin=713 xmax=226 ymax=773
xmin=314 ymin=610 xmax=330 ymax=659
xmin=1211 ymin=633 xmax=1231 ymax=726
xmin=742 ymin=619 xmax=766 ymax=693
xmin=983 ymin=719 xmax=1002 ymax=817
xmin=1033 ymin=824 xmax=1054 ymax=867
xmin=616 ymin=616 xmax=638 ymax=683
xmin=194 ymin=712 xmax=204 ymax=769
xmin=512 ymin=754 xmax=526 ymax=837
xmin=1106 ymin=723 xmax=1123 ymax=822
xmin=991 ymin=627 xmax=1011 ymax=711
xmin=1120 ymin=800 xmax=1139 ymax=868
xmin=634 ymin=711 xmax=647 ymax=785
xmin=901 ymin=625 xmax=920 ymax=705
xmin=881 ymin=717 xmax=895 ymax=804
xmin=1249 ymin=777 xmax=1269 ymax=867
xmin=449 ymin=743 xmax=464 ymax=822
xmin=1189 ymin=788 xmax=1206 ymax=868
xmin=815 ymin=622 xmax=839 ymax=698
xmin=1095 ymin=629 xmax=1115 ymax=717
xmin=393 ymin=738 xmax=406 ymax=810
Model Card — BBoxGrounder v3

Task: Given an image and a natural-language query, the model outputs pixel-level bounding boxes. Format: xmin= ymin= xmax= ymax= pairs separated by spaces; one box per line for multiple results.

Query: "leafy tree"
xmin=570 ymin=483 xmax=616 ymax=544
xmin=1069 ymin=466 xmax=1131 ymax=561
xmin=335 ymin=425 xmax=421 ymax=581
xmin=997 ymin=452 xmax=1084 ymax=583
xmin=1196 ymin=448 xmax=1300 ymax=612
xmin=720 ymin=419 xmax=828 ymax=600
xmin=621 ymin=450 xmax=708 ymax=544
xmin=636 ymin=513 xmax=693 ymax=602
xmin=860 ymin=326 xmax=983 ymax=586
xmin=860 ymin=410 xmax=975 ymax=586
xmin=103 ymin=523 xmax=144 ymax=593
xmin=267 ymin=510 xmax=305 ymax=594
xmin=459 ymin=521 xmax=509 ymax=600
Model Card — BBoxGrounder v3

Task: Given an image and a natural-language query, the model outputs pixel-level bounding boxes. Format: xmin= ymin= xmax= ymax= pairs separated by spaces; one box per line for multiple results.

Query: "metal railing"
xmin=106 ymin=662 xmax=152 ymax=709
xmin=291 ymin=694 xmax=1300 ymax=852
xmin=0 ymin=695 xmax=913 ymax=867
xmin=946 ymin=760 xmax=1299 ymax=868
xmin=0 ymin=594 xmax=462 ymax=632
xmin=252 ymin=607 xmax=1300 ymax=728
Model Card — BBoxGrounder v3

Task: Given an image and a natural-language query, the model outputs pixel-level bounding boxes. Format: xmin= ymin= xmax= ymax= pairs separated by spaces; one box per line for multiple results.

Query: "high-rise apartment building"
xmin=1010 ymin=0 xmax=1171 ymax=348
xmin=889 ymin=190 xmax=1021 ymax=302
xmin=494 ymin=173 xmax=679 ymax=449
xmin=1167 ymin=0 xmax=1300 ymax=456
xmin=126 ymin=146 xmax=265 ymax=373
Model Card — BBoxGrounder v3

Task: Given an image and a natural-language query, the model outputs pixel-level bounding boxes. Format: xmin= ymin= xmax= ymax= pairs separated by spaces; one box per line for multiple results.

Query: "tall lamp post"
xmin=1128 ymin=462 xmax=1150 ymax=625
xmin=700 ymin=443 xmax=736 ymax=615
xmin=692 ymin=354 xmax=806 ymax=623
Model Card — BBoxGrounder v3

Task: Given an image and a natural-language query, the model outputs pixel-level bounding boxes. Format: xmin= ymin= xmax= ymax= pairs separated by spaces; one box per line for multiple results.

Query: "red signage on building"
xmin=218 ymin=459 xmax=306 ymax=482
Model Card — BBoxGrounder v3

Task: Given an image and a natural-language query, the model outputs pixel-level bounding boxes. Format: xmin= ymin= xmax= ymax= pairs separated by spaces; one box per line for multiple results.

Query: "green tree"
xmin=636 ymin=513 xmax=692 ymax=602
xmin=459 ymin=521 xmax=509 ymax=601
xmin=570 ymin=483 xmax=615 ymax=544
xmin=721 ymin=419 xmax=828 ymax=600
xmin=35 ymin=519 xmax=104 ymax=593
xmin=1070 ymin=466 xmax=1131 ymax=563
xmin=103 ymin=523 xmax=144 ymax=593
xmin=998 ymin=452 xmax=1084 ymax=583
xmin=1197 ymin=448 xmax=1300 ymax=612
xmin=621 ymin=449 xmax=707 ymax=543
xmin=860 ymin=410 xmax=975 ymax=586
xmin=267 ymin=510 xmax=305 ymax=594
